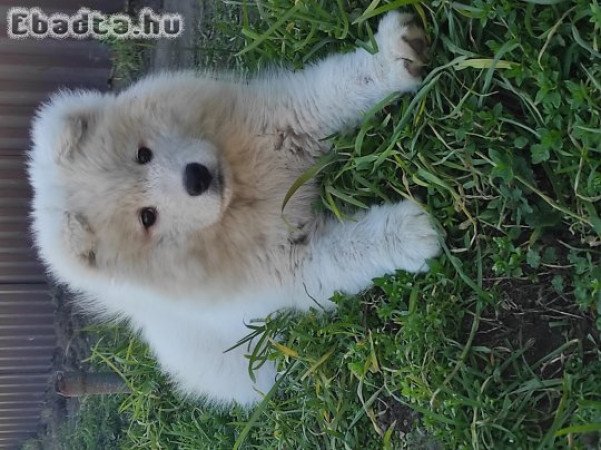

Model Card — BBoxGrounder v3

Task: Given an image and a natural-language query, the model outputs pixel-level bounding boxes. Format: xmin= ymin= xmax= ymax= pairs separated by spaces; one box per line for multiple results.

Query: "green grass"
xmin=102 ymin=35 xmax=153 ymax=82
xmin=69 ymin=1 xmax=600 ymax=449
xmin=41 ymin=395 xmax=125 ymax=450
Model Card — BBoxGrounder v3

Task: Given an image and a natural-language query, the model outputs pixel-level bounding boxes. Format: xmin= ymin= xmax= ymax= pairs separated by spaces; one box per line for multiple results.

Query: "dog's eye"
xmin=137 ymin=147 xmax=153 ymax=164
xmin=139 ymin=207 xmax=157 ymax=229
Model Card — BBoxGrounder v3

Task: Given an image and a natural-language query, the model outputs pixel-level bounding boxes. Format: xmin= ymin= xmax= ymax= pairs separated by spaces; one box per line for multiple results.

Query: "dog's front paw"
xmin=375 ymin=11 xmax=429 ymax=88
xmin=381 ymin=201 xmax=440 ymax=273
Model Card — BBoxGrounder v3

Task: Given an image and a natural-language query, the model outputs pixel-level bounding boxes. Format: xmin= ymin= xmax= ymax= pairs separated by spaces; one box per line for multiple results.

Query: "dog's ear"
xmin=31 ymin=90 xmax=106 ymax=164
xmin=63 ymin=212 xmax=97 ymax=267
xmin=56 ymin=112 xmax=93 ymax=162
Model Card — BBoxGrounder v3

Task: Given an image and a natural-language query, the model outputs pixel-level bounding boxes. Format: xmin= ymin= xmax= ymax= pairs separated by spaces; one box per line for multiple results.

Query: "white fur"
xmin=28 ymin=12 xmax=439 ymax=407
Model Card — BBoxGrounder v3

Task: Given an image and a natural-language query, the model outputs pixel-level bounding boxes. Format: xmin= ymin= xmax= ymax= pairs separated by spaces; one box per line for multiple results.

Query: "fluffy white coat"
xmin=28 ymin=12 xmax=439 ymax=406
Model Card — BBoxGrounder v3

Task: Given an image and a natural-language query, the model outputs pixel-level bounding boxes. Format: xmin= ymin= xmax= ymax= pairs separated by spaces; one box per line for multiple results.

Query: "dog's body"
xmin=28 ymin=12 xmax=439 ymax=406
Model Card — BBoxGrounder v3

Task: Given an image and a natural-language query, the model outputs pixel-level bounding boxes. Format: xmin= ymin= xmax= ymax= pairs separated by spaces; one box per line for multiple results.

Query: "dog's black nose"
xmin=184 ymin=163 xmax=212 ymax=196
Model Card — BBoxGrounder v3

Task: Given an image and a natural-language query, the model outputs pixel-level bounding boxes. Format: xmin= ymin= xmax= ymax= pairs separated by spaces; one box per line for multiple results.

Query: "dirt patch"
xmin=475 ymin=275 xmax=598 ymax=377
xmin=376 ymin=396 xmax=420 ymax=434
xmin=376 ymin=396 xmax=442 ymax=449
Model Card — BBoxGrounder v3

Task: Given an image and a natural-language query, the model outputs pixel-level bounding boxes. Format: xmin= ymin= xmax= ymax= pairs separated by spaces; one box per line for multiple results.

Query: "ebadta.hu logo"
xmin=6 ymin=7 xmax=183 ymax=39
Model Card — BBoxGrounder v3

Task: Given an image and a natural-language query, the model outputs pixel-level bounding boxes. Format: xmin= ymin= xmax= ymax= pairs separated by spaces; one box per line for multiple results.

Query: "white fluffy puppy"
xmin=28 ymin=12 xmax=439 ymax=406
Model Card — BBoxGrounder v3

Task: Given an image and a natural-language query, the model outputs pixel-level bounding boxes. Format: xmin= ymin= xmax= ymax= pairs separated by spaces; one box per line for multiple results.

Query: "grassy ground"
xmin=64 ymin=1 xmax=600 ymax=449
xmin=44 ymin=395 xmax=124 ymax=450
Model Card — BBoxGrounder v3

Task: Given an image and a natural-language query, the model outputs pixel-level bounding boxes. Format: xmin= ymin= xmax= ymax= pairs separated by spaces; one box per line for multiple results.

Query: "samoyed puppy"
xmin=28 ymin=12 xmax=439 ymax=406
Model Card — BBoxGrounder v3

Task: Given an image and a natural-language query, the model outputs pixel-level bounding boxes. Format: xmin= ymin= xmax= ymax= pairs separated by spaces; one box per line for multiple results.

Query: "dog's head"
xmin=28 ymin=84 xmax=233 ymax=294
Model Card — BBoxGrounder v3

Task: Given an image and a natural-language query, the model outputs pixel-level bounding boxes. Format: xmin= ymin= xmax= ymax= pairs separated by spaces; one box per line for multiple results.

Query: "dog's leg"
xmin=136 ymin=307 xmax=276 ymax=407
xmin=292 ymin=200 xmax=440 ymax=310
xmin=249 ymin=12 xmax=428 ymax=137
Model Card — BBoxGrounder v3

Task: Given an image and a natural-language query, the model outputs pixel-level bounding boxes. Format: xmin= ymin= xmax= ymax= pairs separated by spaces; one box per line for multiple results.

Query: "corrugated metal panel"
xmin=0 ymin=287 xmax=55 ymax=448
xmin=0 ymin=0 xmax=122 ymax=447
